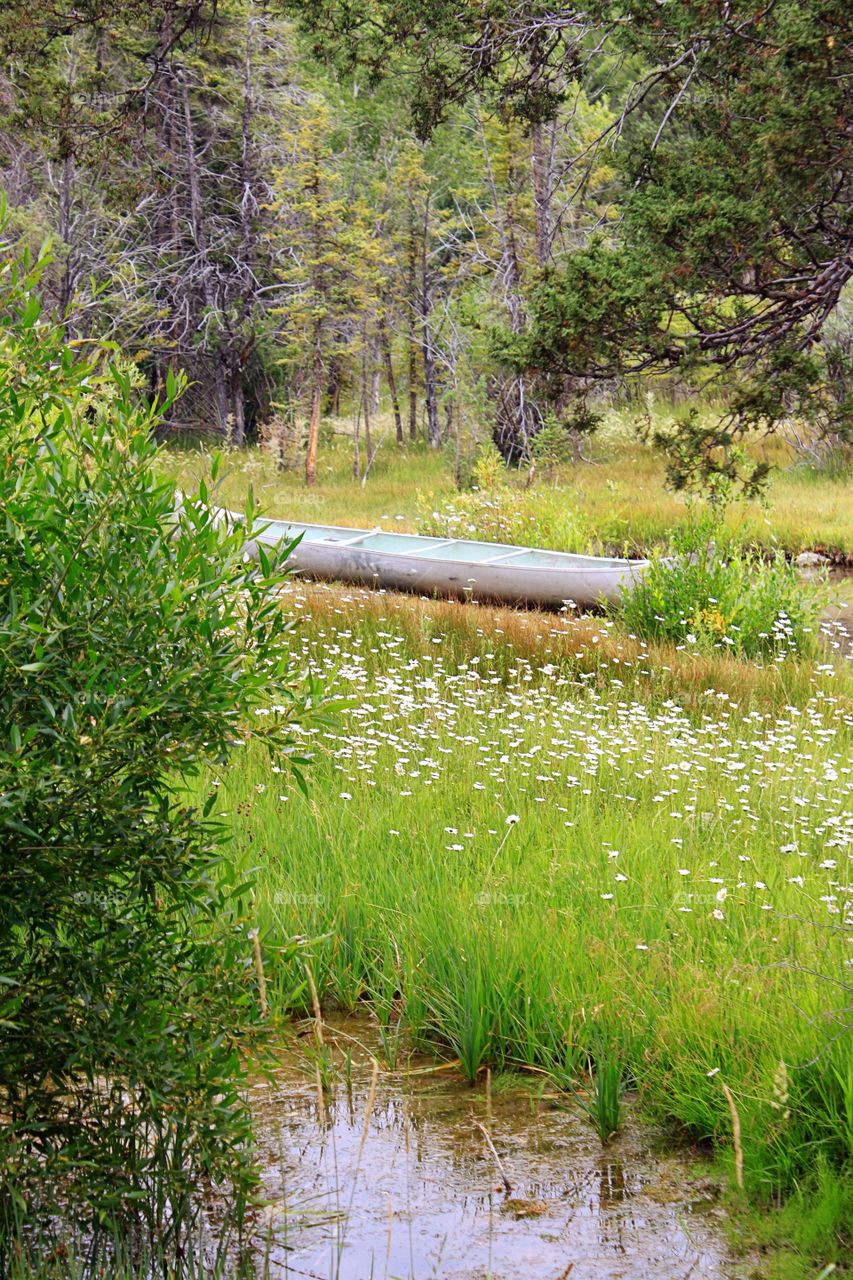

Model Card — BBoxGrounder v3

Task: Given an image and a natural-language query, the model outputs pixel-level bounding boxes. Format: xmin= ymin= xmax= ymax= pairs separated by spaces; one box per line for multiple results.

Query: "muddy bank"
xmin=248 ymin=1017 xmax=751 ymax=1280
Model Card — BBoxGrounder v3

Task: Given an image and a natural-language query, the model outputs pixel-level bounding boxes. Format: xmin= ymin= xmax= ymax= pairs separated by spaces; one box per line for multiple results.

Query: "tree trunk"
xmin=362 ymin=325 xmax=374 ymax=465
xmin=531 ymin=121 xmax=555 ymax=268
xmin=422 ymin=329 xmax=439 ymax=447
xmin=56 ymin=154 xmax=78 ymax=327
xmin=452 ymin=396 xmax=462 ymax=486
xmin=422 ymin=355 xmax=439 ymax=447
xmin=378 ymin=313 xmax=403 ymax=443
xmin=477 ymin=107 xmax=535 ymax=461
xmin=444 ymin=395 xmax=454 ymax=444
xmin=162 ymin=18 xmax=181 ymax=417
xmin=369 ymin=330 xmax=382 ymax=417
xmin=420 ymin=193 xmax=441 ymax=448
xmin=407 ymin=348 xmax=419 ymax=439
xmin=228 ymin=3 xmax=258 ymax=446
xmin=305 ymin=321 xmax=323 ymax=487
xmin=179 ymin=72 xmax=231 ymax=436
xmin=231 ymin=371 xmax=246 ymax=445
xmin=406 ymin=202 xmax=419 ymax=440
xmin=239 ymin=9 xmax=256 ymax=273
xmin=325 ymin=367 xmax=342 ymax=416
xmin=352 ymin=397 xmax=361 ymax=480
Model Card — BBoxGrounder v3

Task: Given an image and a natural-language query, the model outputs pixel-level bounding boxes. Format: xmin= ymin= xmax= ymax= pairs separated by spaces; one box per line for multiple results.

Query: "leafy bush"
xmin=0 ymin=231 xmax=314 ymax=1265
xmin=471 ymin=440 xmax=506 ymax=491
xmin=448 ymin=438 xmax=506 ymax=493
xmin=529 ymin=417 xmax=577 ymax=474
xmin=617 ymin=516 xmax=826 ymax=658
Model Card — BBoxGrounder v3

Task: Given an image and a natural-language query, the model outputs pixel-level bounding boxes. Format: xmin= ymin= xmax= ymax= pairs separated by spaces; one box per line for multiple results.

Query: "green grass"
xmin=167 ymin=407 xmax=853 ymax=560
xmin=567 ymin=1034 xmax=627 ymax=1144
xmin=164 ymin=405 xmax=852 ymax=1270
xmin=616 ymin=518 xmax=829 ymax=659
xmin=195 ymin=582 xmax=852 ymax=1272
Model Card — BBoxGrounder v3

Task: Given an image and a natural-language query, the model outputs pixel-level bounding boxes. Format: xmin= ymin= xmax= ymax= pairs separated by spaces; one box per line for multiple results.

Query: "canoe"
xmin=236 ymin=513 xmax=650 ymax=608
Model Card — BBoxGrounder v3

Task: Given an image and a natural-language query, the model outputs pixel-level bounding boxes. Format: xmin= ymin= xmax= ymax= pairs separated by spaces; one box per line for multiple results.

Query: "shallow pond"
xmin=248 ymin=1017 xmax=750 ymax=1280
xmin=820 ymin=568 xmax=853 ymax=657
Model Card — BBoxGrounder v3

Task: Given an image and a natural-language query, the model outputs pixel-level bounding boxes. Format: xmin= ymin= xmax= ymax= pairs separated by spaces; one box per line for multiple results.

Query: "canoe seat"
xmin=479 ymin=549 xmax=531 ymax=565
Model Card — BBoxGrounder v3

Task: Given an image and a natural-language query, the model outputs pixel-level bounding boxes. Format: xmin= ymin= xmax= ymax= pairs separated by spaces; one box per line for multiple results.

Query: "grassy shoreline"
xmin=166 ymin=417 xmax=853 ymax=562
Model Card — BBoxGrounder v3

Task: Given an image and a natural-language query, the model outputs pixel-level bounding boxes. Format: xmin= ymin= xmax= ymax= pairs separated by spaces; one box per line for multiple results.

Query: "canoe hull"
xmin=250 ymin=522 xmax=647 ymax=608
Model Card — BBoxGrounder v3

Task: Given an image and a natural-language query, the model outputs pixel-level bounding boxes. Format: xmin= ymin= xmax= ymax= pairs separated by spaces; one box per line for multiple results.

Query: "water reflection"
xmin=819 ymin=568 xmax=853 ymax=658
xmin=249 ymin=1018 xmax=739 ymax=1280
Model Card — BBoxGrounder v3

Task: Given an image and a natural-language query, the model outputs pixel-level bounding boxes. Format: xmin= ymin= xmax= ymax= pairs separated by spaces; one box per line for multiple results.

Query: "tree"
xmin=273 ymin=98 xmax=387 ymax=483
xmin=0 ymin=0 xmax=299 ymax=442
xmin=280 ymin=0 xmax=597 ymax=137
xmin=287 ymin=0 xmax=853 ymax=489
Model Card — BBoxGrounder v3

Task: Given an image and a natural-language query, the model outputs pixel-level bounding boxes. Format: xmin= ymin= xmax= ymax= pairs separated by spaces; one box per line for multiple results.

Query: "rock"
xmin=795 ymin=551 xmax=828 ymax=567
xmin=501 ymin=1197 xmax=550 ymax=1219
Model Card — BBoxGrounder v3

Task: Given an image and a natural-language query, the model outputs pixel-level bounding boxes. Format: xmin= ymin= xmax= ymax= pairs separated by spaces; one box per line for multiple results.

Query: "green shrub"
xmin=471 ymin=440 xmax=507 ymax=491
xmin=530 ymin=418 xmax=577 ymax=473
xmin=0 ymin=229 xmax=314 ymax=1266
xmin=617 ymin=516 xmax=827 ymax=658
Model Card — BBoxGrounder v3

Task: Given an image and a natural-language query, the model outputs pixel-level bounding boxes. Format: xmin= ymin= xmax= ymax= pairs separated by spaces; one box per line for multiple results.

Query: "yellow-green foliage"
xmin=167 ymin=411 xmax=853 ymax=559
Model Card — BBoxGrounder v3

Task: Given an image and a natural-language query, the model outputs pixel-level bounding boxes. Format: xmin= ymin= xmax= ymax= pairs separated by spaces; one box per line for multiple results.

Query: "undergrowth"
xmin=618 ymin=516 xmax=829 ymax=659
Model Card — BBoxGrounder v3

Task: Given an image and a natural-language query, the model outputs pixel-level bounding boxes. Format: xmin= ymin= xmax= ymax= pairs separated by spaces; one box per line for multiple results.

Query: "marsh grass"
xmin=166 ymin=413 xmax=853 ymax=560
xmin=376 ymin=1019 xmax=406 ymax=1071
xmin=202 ymin=580 xmax=850 ymax=1230
xmin=551 ymin=1028 xmax=628 ymax=1144
xmin=617 ymin=518 xmax=830 ymax=659
xmin=732 ymin=1155 xmax=853 ymax=1278
xmin=269 ymin=579 xmax=852 ymax=711
xmin=182 ymin=569 xmax=853 ymax=1272
xmin=1 ymin=1213 xmax=252 ymax=1280
xmin=583 ymin=1046 xmax=626 ymax=1144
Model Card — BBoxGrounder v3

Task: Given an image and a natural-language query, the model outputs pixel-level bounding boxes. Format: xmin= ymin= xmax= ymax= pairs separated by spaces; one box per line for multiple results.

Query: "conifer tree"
xmin=274 ymin=99 xmax=387 ymax=483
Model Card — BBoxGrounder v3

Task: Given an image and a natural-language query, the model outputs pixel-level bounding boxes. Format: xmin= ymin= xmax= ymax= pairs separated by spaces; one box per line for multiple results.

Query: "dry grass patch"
xmin=277 ymin=579 xmax=852 ymax=713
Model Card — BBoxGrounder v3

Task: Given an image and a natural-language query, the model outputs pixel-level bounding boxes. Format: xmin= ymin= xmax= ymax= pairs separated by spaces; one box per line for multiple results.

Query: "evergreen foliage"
xmin=283 ymin=0 xmax=853 ymax=485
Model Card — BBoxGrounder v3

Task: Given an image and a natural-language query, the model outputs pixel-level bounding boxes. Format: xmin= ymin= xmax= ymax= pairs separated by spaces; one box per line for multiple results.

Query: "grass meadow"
xmin=169 ymin=406 xmax=853 ymax=561
xmin=167 ymin=418 xmax=853 ymax=1274
xmin=195 ymin=580 xmax=853 ymax=1276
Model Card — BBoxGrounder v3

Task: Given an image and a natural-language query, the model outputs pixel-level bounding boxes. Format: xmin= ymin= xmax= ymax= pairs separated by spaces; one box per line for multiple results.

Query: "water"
xmin=820 ymin=568 xmax=853 ymax=657
xmin=248 ymin=1018 xmax=749 ymax=1280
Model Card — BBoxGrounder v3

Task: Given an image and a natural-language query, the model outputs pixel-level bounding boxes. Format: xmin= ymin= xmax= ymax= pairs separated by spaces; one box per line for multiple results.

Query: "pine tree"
xmin=273 ymin=98 xmax=387 ymax=484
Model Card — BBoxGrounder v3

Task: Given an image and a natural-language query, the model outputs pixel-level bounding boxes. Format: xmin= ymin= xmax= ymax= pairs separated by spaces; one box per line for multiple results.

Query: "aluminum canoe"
xmin=235 ymin=514 xmax=649 ymax=608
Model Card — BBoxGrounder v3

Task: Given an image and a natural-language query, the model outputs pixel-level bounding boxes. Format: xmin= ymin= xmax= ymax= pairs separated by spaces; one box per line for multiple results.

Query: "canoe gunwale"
xmin=219 ymin=507 xmax=652 ymax=605
xmin=238 ymin=513 xmax=650 ymax=575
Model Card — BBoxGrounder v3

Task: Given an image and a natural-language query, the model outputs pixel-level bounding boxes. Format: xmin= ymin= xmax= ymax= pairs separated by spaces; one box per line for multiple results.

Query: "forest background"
xmin=2 ymin=0 xmax=850 ymax=498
